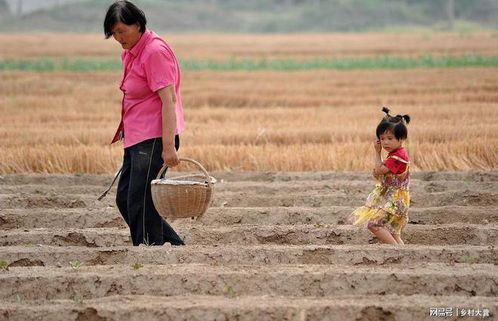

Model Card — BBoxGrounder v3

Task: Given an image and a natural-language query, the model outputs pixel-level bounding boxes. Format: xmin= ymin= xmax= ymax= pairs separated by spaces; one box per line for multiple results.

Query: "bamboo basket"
xmin=151 ymin=158 xmax=216 ymax=220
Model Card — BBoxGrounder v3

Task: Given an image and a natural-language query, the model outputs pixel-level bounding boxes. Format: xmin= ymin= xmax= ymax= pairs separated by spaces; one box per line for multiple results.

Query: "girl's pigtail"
xmin=394 ymin=113 xmax=411 ymax=124
xmin=382 ymin=107 xmax=392 ymax=121
xmin=382 ymin=107 xmax=391 ymax=117
xmin=402 ymin=114 xmax=411 ymax=124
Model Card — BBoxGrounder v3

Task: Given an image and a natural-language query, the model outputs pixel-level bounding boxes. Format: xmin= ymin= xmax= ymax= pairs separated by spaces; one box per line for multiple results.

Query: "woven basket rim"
xmin=151 ymin=178 xmax=215 ymax=186
xmin=151 ymin=158 xmax=215 ymax=220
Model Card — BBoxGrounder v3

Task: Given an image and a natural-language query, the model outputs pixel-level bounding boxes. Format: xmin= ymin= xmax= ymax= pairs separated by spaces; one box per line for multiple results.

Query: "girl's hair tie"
xmin=396 ymin=114 xmax=411 ymax=124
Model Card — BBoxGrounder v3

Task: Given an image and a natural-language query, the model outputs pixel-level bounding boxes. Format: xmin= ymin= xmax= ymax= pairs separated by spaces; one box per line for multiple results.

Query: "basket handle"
xmin=156 ymin=157 xmax=211 ymax=182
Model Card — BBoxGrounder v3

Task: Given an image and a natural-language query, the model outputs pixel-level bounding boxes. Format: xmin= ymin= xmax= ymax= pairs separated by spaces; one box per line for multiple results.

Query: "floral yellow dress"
xmin=350 ymin=153 xmax=410 ymax=236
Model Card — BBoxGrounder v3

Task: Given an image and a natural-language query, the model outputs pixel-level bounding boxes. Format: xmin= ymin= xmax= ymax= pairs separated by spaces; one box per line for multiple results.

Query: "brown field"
xmin=1 ymin=33 xmax=497 ymax=174
xmin=1 ymin=33 xmax=498 ymax=321
xmin=1 ymin=171 xmax=497 ymax=320
xmin=1 ymin=67 xmax=497 ymax=173
xmin=1 ymin=32 xmax=498 ymax=60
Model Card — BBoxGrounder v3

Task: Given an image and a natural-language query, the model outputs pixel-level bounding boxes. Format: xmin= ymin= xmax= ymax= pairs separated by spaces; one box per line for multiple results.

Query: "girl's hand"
xmin=372 ymin=169 xmax=380 ymax=180
xmin=374 ymin=140 xmax=382 ymax=153
xmin=374 ymin=165 xmax=391 ymax=176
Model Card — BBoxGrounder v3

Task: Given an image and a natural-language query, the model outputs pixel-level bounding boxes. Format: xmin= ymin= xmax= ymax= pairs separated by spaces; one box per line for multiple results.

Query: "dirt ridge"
xmin=0 ymin=171 xmax=496 ymax=320
xmin=3 ymin=295 xmax=497 ymax=321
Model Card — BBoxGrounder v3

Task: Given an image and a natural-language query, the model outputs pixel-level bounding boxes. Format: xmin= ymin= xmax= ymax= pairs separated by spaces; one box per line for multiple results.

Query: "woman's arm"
xmin=157 ymin=85 xmax=179 ymax=167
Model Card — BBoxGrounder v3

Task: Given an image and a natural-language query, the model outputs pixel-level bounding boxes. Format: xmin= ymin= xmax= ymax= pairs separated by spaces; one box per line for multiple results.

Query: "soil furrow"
xmin=1 ymin=188 xmax=496 ymax=209
xmin=1 ymin=206 xmax=495 ymax=229
xmin=1 ymin=171 xmax=496 ymax=320
xmin=2 ymin=171 xmax=497 ymax=186
xmin=1 ymin=225 xmax=496 ymax=247
xmin=1 ymin=264 xmax=496 ymax=300
xmin=2 ymin=178 xmax=497 ymax=195
xmin=0 ymin=245 xmax=495 ymax=267
xmin=1 ymin=295 xmax=496 ymax=321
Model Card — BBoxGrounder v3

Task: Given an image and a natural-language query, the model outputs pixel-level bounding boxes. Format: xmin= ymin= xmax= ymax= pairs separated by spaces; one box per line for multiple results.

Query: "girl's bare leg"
xmin=394 ymin=225 xmax=406 ymax=245
xmin=368 ymin=226 xmax=398 ymax=245
xmin=393 ymin=234 xmax=405 ymax=245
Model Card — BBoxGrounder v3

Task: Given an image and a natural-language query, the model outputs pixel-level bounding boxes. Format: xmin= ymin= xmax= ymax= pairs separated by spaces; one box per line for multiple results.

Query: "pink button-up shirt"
xmin=111 ymin=30 xmax=185 ymax=148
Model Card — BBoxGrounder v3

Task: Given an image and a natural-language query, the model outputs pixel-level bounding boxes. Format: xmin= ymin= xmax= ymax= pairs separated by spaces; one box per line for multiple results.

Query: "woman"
xmin=104 ymin=0 xmax=185 ymax=246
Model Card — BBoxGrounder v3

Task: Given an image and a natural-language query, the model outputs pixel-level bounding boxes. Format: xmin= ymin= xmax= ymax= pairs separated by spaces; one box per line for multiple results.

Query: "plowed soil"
xmin=0 ymin=171 xmax=497 ymax=321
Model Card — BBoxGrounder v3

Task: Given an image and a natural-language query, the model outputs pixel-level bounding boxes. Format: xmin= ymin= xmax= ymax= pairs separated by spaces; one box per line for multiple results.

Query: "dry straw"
xmin=0 ymin=33 xmax=497 ymax=173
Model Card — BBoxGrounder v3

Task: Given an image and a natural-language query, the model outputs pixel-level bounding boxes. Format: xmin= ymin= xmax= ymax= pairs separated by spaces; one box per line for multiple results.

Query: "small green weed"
xmin=70 ymin=260 xmax=82 ymax=270
xmin=224 ymin=286 xmax=238 ymax=298
xmin=25 ymin=243 xmax=39 ymax=247
xmin=132 ymin=262 xmax=143 ymax=270
xmin=459 ymin=255 xmax=480 ymax=264
xmin=73 ymin=294 xmax=84 ymax=305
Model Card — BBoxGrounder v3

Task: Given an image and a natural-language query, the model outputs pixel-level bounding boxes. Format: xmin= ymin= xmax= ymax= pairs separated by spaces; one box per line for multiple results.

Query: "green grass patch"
xmin=1 ymin=55 xmax=498 ymax=72
xmin=183 ymin=55 xmax=498 ymax=70
xmin=0 ymin=58 xmax=121 ymax=72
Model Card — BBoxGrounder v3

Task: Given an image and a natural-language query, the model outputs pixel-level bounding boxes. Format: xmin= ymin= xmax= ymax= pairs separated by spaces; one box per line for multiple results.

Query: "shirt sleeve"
xmin=143 ymin=47 xmax=177 ymax=93
xmin=383 ymin=157 xmax=407 ymax=174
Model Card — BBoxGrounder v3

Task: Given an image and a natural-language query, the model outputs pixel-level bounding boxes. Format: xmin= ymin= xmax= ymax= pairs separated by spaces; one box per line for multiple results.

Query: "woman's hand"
xmin=374 ymin=140 xmax=382 ymax=154
xmin=162 ymin=145 xmax=179 ymax=167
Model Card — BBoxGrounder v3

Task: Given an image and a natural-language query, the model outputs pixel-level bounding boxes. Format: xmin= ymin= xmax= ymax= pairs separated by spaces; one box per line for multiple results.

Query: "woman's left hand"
xmin=162 ymin=145 xmax=180 ymax=167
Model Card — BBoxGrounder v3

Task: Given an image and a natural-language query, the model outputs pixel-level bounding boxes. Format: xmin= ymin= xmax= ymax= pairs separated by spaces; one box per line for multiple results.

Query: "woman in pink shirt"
xmin=104 ymin=1 xmax=185 ymax=246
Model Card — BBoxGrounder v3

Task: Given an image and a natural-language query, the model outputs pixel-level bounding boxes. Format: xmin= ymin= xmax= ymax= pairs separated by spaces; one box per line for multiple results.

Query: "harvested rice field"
xmin=1 ymin=33 xmax=498 ymax=173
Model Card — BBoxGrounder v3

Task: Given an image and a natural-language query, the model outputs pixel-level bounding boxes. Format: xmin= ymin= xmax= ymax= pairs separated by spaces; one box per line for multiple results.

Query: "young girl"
xmin=350 ymin=107 xmax=411 ymax=245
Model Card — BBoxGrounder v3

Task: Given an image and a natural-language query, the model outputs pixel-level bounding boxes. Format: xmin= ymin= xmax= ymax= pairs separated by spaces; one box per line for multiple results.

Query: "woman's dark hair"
xmin=104 ymin=1 xmax=147 ymax=39
xmin=376 ymin=107 xmax=410 ymax=140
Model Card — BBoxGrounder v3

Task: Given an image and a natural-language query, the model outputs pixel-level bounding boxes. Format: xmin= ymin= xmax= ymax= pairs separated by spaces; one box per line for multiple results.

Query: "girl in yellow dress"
xmin=350 ymin=107 xmax=411 ymax=245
